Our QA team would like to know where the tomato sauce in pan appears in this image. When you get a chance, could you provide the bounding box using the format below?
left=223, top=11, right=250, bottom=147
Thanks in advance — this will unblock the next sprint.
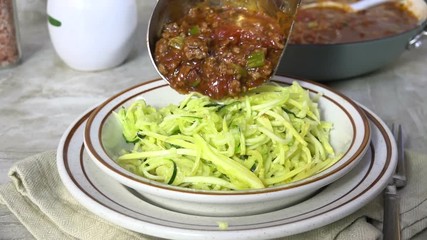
left=290, top=1, right=419, bottom=44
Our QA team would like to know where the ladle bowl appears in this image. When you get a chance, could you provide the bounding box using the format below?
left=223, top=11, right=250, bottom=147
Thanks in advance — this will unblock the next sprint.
left=146, top=0, right=301, bottom=86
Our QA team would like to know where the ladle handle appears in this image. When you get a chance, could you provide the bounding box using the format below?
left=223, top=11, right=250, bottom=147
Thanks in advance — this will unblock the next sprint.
left=408, top=26, right=427, bottom=49
left=350, top=0, right=392, bottom=11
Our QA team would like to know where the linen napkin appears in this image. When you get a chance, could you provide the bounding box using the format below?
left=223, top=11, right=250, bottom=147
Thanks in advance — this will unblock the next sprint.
left=0, top=150, right=426, bottom=240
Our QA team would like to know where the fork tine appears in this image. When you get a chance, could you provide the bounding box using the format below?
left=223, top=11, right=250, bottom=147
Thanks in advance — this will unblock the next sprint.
left=391, top=123, right=395, bottom=138
left=394, top=124, right=407, bottom=188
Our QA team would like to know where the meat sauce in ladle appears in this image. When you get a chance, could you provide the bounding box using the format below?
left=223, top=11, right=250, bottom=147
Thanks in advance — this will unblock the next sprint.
left=147, top=0, right=300, bottom=100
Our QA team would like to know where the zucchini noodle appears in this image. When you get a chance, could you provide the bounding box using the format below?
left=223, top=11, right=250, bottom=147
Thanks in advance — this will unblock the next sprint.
left=115, top=81, right=341, bottom=190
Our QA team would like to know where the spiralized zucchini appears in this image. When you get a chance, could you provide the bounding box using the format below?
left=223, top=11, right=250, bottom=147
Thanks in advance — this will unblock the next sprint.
left=115, top=81, right=340, bottom=190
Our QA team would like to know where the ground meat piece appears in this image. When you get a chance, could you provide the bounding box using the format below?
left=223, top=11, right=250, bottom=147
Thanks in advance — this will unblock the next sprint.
left=183, top=36, right=208, bottom=60
left=161, top=22, right=180, bottom=39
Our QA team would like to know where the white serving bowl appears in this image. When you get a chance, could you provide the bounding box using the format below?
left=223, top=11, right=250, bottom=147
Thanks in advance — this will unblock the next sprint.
left=84, top=76, right=370, bottom=217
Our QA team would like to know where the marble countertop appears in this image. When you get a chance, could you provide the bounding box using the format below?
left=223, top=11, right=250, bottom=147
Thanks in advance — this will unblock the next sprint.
left=1, top=1, right=426, bottom=239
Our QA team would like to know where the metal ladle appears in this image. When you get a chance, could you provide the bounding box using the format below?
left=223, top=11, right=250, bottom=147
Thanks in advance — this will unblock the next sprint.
left=146, top=0, right=301, bottom=86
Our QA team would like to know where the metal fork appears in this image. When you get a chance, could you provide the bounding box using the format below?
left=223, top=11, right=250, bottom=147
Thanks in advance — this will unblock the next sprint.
left=383, top=124, right=407, bottom=240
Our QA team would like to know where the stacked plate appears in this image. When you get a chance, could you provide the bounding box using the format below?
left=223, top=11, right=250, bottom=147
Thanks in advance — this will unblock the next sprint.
left=56, top=76, right=397, bottom=240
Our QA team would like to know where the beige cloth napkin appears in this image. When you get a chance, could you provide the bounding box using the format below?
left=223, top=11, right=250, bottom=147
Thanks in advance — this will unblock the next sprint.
left=0, top=150, right=426, bottom=240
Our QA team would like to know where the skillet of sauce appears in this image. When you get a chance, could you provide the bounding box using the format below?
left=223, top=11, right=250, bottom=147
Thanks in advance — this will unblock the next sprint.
left=290, top=1, right=419, bottom=44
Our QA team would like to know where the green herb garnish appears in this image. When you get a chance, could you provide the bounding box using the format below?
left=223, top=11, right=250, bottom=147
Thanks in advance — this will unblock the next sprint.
left=48, top=15, right=62, bottom=27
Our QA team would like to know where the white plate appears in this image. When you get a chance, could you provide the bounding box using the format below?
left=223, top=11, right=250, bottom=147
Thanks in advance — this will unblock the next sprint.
left=57, top=103, right=397, bottom=240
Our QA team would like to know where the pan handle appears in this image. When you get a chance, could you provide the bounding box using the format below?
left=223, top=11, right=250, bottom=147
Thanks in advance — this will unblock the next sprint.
left=407, top=25, right=427, bottom=49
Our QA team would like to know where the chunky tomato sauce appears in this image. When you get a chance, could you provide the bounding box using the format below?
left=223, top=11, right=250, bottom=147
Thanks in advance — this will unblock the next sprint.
left=155, top=6, right=290, bottom=99
left=290, top=1, right=419, bottom=44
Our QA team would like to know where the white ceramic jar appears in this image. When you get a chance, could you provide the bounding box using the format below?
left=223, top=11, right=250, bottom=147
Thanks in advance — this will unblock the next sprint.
left=47, top=0, right=138, bottom=71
